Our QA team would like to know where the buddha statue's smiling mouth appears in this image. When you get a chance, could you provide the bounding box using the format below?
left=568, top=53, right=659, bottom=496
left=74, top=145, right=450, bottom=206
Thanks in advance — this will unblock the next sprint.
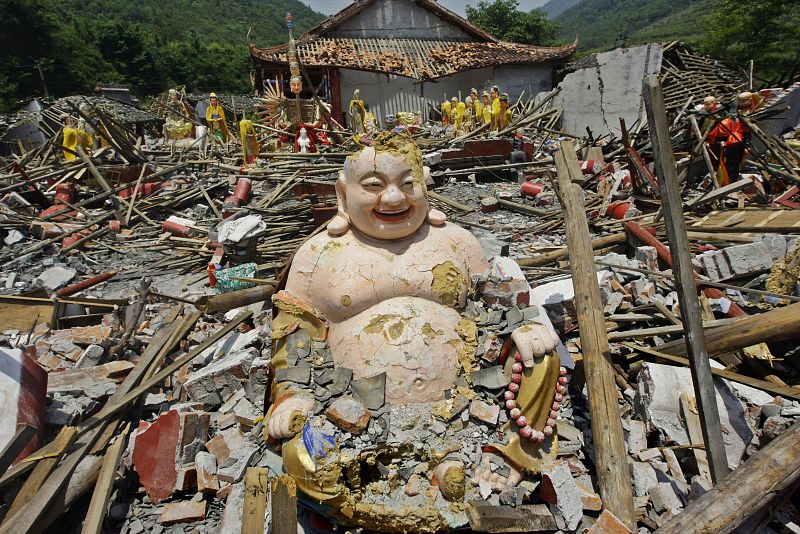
left=374, top=208, right=411, bottom=222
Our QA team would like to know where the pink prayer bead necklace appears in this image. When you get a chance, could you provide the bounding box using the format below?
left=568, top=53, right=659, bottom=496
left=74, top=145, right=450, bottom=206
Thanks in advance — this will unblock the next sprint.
left=504, top=352, right=568, bottom=442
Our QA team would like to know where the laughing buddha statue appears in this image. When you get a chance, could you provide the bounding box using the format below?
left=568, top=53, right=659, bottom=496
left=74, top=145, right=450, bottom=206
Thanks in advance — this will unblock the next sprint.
left=264, top=133, right=566, bottom=531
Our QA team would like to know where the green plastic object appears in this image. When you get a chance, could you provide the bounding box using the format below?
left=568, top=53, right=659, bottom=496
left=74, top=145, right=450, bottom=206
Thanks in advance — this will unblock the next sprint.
left=214, top=262, right=257, bottom=293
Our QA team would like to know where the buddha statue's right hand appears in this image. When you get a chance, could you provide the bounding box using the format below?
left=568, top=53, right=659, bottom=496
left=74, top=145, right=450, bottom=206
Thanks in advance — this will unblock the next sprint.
left=267, top=395, right=315, bottom=440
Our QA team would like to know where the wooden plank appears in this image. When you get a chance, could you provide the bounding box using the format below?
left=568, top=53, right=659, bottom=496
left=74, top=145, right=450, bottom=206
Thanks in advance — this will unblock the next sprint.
left=623, top=342, right=800, bottom=401
left=466, top=502, right=557, bottom=532
left=518, top=232, right=627, bottom=268
left=271, top=476, right=297, bottom=534
left=0, top=426, right=36, bottom=478
left=643, top=74, right=729, bottom=484
left=2, top=426, right=78, bottom=526
left=686, top=177, right=753, bottom=208
left=0, top=300, right=53, bottom=332
left=242, top=468, right=270, bottom=534
left=658, top=417, right=800, bottom=533
left=554, top=140, right=635, bottom=529
left=679, top=394, right=713, bottom=481
left=659, top=301, right=800, bottom=357
left=81, top=423, right=130, bottom=534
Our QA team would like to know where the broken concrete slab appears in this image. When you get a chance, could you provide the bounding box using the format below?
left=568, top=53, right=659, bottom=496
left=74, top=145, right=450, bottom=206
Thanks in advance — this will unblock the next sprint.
left=35, top=266, right=76, bottom=291
left=47, top=360, right=134, bottom=396
left=351, top=372, right=386, bottom=411
left=630, top=460, right=659, bottom=498
left=539, top=460, right=582, bottom=531
left=184, top=348, right=256, bottom=408
left=722, top=242, right=773, bottom=276
left=469, top=398, right=500, bottom=426
left=633, top=362, right=753, bottom=469
left=545, top=43, right=663, bottom=138
left=649, top=481, right=683, bottom=513
left=217, top=442, right=258, bottom=484
left=624, top=419, right=647, bottom=454
left=205, top=427, right=246, bottom=466
left=472, top=366, right=509, bottom=390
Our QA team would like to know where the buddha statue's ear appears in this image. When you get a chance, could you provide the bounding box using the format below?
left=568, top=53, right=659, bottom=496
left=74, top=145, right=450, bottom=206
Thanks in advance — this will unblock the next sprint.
left=428, top=208, right=446, bottom=226
left=328, top=171, right=351, bottom=236
left=421, top=165, right=445, bottom=226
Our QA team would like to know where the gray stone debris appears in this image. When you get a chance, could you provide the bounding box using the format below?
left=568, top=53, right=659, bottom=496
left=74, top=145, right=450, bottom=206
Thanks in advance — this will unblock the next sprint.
left=541, top=461, right=583, bottom=531
left=35, top=266, right=76, bottom=291
left=351, top=372, right=386, bottom=410
left=472, top=366, right=509, bottom=390
left=634, top=362, right=753, bottom=469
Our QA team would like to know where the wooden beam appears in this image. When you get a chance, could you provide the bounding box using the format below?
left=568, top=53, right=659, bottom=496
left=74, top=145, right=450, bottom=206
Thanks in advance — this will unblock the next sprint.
left=270, top=476, right=297, bottom=534
left=657, top=414, right=800, bottom=533
left=2, top=426, right=78, bottom=527
left=0, top=426, right=36, bottom=478
left=466, top=502, right=557, bottom=532
left=643, top=74, right=729, bottom=484
left=686, top=177, right=754, bottom=209
left=554, top=140, right=635, bottom=529
left=81, top=424, right=130, bottom=534
left=659, top=301, right=800, bottom=358
left=518, top=232, right=627, bottom=267
left=242, top=468, right=269, bottom=534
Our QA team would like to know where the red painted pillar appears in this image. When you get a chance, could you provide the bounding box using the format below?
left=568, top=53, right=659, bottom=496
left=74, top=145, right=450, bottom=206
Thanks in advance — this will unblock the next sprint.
left=329, top=68, right=343, bottom=125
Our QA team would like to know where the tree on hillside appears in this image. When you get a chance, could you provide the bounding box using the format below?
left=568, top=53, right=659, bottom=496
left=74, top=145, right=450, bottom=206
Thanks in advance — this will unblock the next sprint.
left=466, top=0, right=561, bottom=45
left=702, top=0, right=800, bottom=83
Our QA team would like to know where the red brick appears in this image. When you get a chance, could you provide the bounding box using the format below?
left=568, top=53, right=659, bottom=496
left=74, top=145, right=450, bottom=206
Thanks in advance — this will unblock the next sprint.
left=583, top=509, right=633, bottom=534
left=160, top=501, right=206, bottom=525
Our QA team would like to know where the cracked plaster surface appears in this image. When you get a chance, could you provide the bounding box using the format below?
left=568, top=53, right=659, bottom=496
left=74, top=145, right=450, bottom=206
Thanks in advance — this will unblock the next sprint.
left=284, top=221, right=488, bottom=404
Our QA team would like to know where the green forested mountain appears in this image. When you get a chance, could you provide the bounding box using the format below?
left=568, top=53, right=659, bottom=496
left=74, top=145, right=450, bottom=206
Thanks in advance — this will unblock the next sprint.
left=540, top=0, right=582, bottom=19
left=0, top=0, right=325, bottom=111
left=553, top=0, right=712, bottom=51
left=546, top=0, right=797, bottom=82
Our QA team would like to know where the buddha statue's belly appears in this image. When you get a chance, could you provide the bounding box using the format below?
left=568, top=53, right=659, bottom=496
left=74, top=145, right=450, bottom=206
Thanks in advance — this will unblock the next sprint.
left=327, top=297, right=466, bottom=404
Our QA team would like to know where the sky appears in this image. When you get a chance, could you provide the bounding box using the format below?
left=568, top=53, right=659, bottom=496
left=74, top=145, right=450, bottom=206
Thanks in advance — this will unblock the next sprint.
left=301, top=0, right=549, bottom=17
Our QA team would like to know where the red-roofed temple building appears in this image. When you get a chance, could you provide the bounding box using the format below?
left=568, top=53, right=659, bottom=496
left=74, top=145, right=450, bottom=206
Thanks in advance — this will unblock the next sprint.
left=249, top=0, right=576, bottom=127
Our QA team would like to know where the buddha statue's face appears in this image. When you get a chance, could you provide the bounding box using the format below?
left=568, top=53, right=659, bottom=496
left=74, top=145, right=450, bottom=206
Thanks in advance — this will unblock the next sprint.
left=338, top=146, right=428, bottom=240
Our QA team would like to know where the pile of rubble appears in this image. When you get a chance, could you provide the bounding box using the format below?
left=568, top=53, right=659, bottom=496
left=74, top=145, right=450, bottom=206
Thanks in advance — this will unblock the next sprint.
left=0, top=44, right=799, bottom=534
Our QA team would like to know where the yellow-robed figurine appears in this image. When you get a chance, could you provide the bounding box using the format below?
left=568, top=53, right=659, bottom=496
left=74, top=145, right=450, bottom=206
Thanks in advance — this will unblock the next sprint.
left=470, top=88, right=482, bottom=123
left=453, top=97, right=466, bottom=131
left=490, top=85, right=501, bottom=131
left=239, top=119, right=259, bottom=165
left=348, top=89, right=366, bottom=135
left=441, top=98, right=452, bottom=126
left=481, top=91, right=492, bottom=127
left=61, top=115, right=79, bottom=161
left=500, top=93, right=512, bottom=130
left=206, top=93, right=230, bottom=142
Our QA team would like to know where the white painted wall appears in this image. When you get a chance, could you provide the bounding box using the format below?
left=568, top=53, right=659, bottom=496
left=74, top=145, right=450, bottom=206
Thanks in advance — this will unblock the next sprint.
left=545, top=43, right=663, bottom=138
left=330, top=0, right=473, bottom=40
left=0, top=348, right=23, bottom=451
left=340, top=65, right=553, bottom=128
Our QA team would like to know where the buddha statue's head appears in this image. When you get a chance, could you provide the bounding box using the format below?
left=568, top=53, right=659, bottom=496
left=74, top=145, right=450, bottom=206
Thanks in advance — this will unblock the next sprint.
left=333, top=133, right=431, bottom=240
